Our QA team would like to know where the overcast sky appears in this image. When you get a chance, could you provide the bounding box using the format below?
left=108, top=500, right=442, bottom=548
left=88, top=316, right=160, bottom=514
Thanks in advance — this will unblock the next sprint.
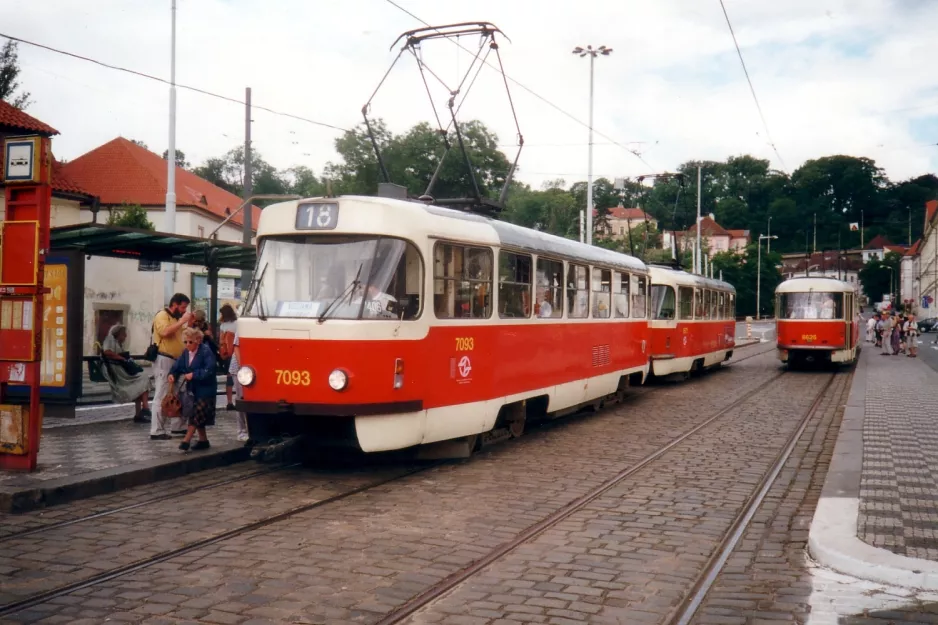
left=5, top=0, right=937, bottom=189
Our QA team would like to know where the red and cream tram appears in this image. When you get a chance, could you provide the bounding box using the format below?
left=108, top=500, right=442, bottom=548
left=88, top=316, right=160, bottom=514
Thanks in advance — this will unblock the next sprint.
left=775, top=277, right=860, bottom=367
left=235, top=195, right=652, bottom=455
left=647, top=265, right=736, bottom=378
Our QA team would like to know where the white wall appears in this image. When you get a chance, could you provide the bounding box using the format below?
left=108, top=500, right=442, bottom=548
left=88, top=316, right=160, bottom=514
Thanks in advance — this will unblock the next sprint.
left=77, top=205, right=252, bottom=355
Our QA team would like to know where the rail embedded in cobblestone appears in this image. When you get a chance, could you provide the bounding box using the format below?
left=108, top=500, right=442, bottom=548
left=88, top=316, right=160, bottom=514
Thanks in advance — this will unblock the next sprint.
left=666, top=372, right=838, bottom=625
left=0, top=464, right=435, bottom=618
left=0, top=463, right=300, bottom=543
left=371, top=370, right=790, bottom=625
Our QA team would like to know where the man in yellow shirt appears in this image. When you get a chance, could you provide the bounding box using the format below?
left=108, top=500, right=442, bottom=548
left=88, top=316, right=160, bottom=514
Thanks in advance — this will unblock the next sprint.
left=150, top=293, right=192, bottom=439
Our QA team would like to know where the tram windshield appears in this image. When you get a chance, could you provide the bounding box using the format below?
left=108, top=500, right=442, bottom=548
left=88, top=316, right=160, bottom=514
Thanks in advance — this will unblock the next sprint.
left=650, top=285, right=676, bottom=320
left=243, top=235, right=423, bottom=321
left=779, top=292, right=843, bottom=320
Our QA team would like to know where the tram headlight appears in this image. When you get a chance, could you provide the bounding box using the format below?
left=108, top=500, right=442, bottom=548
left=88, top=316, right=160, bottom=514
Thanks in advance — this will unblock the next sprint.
left=236, top=366, right=256, bottom=387
left=328, top=369, right=349, bottom=391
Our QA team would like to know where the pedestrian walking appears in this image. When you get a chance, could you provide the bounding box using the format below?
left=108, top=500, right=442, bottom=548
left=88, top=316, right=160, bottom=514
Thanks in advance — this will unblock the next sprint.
left=168, top=327, right=216, bottom=451
left=906, top=314, right=919, bottom=357
left=150, top=293, right=192, bottom=439
left=891, top=314, right=902, bottom=355
left=866, top=315, right=876, bottom=343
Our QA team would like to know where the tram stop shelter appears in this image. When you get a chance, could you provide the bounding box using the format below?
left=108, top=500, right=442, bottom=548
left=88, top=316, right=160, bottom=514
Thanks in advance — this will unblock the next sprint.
left=4, top=222, right=255, bottom=415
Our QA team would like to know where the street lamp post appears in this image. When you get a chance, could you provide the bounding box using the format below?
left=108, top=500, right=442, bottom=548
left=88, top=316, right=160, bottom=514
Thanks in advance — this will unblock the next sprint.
left=767, top=216, right=772, bottom=254
left=572, top=44, right=612, bottom=246
left=757, top=234, right=778, bottom=321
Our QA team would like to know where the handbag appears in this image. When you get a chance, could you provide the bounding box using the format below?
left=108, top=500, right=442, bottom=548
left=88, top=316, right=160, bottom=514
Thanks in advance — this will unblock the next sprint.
left=121, top=359, right=145, bottom=376
left=161, top=388, right=182, bottom=419
left=179, top=380, right=196, bottom=420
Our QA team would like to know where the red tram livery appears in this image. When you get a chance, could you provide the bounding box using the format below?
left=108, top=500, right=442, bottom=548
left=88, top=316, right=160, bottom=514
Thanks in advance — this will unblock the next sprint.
left=235, top=195, right=653, bottom=455
left=647, top=266, right=736, bottom=378
left=775, top=277, right=860, bottom=367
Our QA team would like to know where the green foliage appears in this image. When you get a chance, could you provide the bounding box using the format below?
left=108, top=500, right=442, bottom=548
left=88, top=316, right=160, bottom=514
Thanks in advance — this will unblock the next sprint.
left=106, top=204, right=154, bottom=230
left=711, top=245, right=783, bottom=318
left=323, top=120, right=512, bottom=199
left=162, top=149, right=190, bottom=169
left=859, top=251, right=902, bottom=304
left=0, top=40, right=30, bottom=109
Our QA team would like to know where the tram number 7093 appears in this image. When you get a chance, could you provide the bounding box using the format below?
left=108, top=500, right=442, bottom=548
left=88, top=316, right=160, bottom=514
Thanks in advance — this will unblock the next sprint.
left=276, top=370, right=311, bottom=386
left=455, top=337, right=475, bottom=352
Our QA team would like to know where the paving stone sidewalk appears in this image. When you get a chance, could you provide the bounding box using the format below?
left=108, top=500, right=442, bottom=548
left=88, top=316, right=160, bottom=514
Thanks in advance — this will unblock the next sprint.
left=858, top=343, right=938, bottom=561
left=0, top=397, right=247, bottom=512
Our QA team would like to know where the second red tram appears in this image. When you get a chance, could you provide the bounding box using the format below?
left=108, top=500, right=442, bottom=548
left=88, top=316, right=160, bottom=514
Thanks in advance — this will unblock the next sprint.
left=647, top=265, right=737, bottom=378
left=775, top=277, right=860, bottom=367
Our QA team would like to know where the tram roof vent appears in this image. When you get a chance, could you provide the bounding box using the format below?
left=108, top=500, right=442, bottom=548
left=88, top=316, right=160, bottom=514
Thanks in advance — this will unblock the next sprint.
left=378, top=182, right=408, bottom=200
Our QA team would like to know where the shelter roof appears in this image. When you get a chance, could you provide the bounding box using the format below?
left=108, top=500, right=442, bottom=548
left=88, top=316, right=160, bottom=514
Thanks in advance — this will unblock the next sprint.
left=50, top=223, right=255, bottom=270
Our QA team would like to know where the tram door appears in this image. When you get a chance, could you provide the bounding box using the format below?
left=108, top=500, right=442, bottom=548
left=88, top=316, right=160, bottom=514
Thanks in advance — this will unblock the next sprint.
left=844, top=292, right=853, bottom=349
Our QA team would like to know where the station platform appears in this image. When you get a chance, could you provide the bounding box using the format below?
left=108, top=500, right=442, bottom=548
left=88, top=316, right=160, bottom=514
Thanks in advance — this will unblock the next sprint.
left=810, top=338, right=938, bottom=589
left=0, top=397, right=247, bottom=513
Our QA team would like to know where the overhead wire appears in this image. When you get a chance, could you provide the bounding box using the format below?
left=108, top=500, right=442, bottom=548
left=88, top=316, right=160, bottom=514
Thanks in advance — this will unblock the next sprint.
left=381, top=0, right=657, bottom=174
left=716, top=0, right=788, bottom=173
left=0, top=32, right=350, bottom=133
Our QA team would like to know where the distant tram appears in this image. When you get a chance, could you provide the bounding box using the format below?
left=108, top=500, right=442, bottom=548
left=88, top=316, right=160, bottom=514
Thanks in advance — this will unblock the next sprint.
left=235, top=194, right=652, bottom=456
left=647, top=265, right=736, bottom=378
left=775, top=277, right=860, bottom=367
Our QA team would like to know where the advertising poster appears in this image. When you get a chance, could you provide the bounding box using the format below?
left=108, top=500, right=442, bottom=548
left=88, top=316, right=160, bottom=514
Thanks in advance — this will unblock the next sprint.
left=40, top=264, right=67, bottom=387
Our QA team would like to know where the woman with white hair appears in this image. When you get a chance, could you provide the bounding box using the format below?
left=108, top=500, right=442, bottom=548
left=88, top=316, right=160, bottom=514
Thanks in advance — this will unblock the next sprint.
left=101, top=324, right=152, bottom=422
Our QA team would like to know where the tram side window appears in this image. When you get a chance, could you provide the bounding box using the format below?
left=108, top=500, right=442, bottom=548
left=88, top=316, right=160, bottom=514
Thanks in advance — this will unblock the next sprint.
left=567, top=264, right=589, bottom=318
left=718, top=292, right=725, bottom=320
left=592, top=268, right=612, bottom=318
left=694, top=289, right=705, bottom=319
left=613, top=271, right=630, bottom=318
left=709, top=290, right=719, bottom=319
left=535, top=258, right=564, bottom=318
left=632, top=275, right=648, bottom=319
left=651, top=285, right=676, bottom=320
left=729, top=293, right=736, bottom=319
left=499, top=252, right=532, bottom=318
left=433, top=243, right=493, bottom=319
left=678, top=286, right=694, bottom=320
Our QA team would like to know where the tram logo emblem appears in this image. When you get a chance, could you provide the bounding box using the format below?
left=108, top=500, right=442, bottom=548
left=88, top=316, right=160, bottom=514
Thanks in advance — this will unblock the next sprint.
left=458, top=355, right=472, bottom=378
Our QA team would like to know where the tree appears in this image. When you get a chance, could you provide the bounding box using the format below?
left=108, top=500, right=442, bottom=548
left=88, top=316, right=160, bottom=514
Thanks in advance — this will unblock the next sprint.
left=130, top=139, right=149, bottom=150
left=285, top=166, right=325, bottom=198
left=162, top=149, right=190, bottom=170
left=192, top=146, right=290, bottom=200
left=0, top=40, right=31, bottom=109
left=324, top=119, right=512, bottom=200
left=859, top=251, right=902, bottom=304
left=711, top=245, right=782, bottom=317
left=106, top=204, right=154, bottom=230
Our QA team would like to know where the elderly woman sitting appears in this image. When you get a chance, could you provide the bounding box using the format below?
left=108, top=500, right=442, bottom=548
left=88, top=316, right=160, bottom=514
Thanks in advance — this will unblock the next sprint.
left=101, top=324, right=151, bottom=422
left=168, top=327, right=217, bottom=451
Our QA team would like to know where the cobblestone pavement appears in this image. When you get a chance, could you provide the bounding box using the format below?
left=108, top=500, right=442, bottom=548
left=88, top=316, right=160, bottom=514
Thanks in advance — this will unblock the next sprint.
left=0, top=347, right=797, bottom=624
left=857, top=344, right=938, bottom=561
left=0, top=397, right=240, bottom=488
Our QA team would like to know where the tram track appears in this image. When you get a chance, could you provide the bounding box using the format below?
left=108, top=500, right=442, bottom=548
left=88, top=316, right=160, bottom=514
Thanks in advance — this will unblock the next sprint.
left=0, top=464, right=437, bottom=618
left=0, top=345, right=784, bottom=619
left=0, top=462, right=301, bottom=543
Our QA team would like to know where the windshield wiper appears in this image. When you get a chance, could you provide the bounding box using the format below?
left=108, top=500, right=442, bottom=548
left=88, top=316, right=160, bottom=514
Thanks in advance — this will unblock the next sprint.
left=245, top=262, right=270, bottom=321
left=318, top=264, right=362, bottom=323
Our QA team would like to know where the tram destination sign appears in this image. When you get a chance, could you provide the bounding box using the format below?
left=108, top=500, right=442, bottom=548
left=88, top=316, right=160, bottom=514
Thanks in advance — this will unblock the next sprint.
left=296, top=202, right=339, bottom=231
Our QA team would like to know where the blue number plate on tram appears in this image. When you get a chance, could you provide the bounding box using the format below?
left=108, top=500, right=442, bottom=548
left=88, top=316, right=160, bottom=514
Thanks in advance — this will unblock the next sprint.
left=295, top=202, right=339, bottom=230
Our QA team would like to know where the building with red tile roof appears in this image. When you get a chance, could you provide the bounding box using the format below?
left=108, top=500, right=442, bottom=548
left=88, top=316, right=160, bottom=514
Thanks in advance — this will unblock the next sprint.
left=592, top=206, right=658, bottom=240
left=61, top=137, right=260, bottom=230
left=665, top=215, right=751, bottom=257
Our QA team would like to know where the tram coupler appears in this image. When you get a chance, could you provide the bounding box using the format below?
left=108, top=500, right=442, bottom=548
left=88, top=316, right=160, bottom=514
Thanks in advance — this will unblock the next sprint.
left=249, top=434, right=307, bottom=464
